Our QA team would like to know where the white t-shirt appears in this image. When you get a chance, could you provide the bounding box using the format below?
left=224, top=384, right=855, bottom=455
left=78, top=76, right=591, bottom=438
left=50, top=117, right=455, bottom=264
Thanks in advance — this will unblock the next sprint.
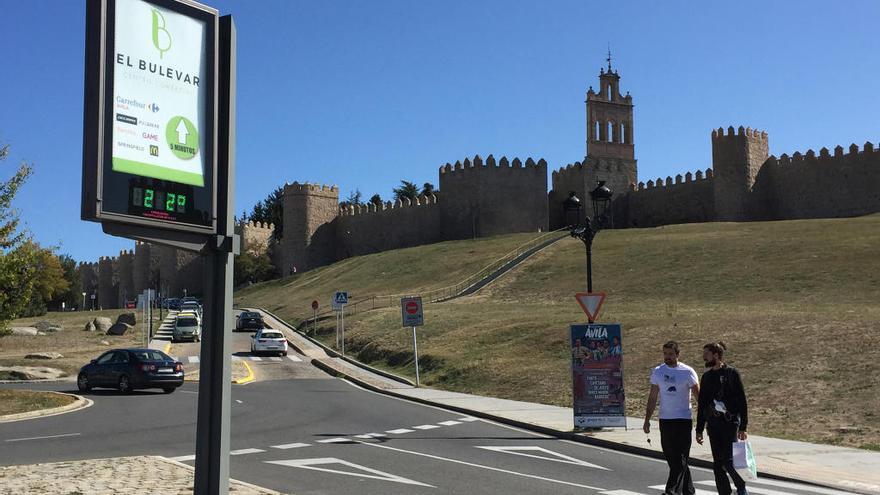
left=650, top=363, right=699, bottom=420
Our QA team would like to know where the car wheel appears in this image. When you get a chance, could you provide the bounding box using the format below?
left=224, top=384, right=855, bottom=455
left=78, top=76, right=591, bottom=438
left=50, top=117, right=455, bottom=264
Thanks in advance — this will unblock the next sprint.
left=163, top=387, right=176, bottom=394
left=118, top=375, right=132, bottom=394
left=77, top=373, right=91, bottom=392
left=282, top=351, right=288, bottom=357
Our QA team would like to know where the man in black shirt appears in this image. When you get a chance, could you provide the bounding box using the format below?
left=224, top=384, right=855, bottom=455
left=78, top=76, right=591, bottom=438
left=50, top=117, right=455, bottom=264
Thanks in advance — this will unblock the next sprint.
left=695, top=342, right=749, bottom=495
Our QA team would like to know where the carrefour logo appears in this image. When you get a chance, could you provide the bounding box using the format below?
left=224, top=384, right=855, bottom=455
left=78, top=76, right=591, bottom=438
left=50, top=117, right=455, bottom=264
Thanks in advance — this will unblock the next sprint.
left=151, top=8, right=172, bottom=59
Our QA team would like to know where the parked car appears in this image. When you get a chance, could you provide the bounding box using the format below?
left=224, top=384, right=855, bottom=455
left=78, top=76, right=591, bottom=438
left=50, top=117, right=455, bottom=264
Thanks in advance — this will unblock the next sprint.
left=251, top=328, right=288, bottom=356
left=236, top=311, right=264, bottom=331
left=162, top=298, right=181, bottom=310
left=77, top=349, right=184, bottom=394
left=180, top=301, right=202, bottom=318
left=173, top=312, right=201, bottom=342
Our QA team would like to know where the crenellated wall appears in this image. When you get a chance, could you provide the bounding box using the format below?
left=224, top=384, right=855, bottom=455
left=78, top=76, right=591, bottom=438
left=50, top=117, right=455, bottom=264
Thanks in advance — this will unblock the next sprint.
left=116, top=250, right=135, bottom=307
left=336, top=194, right=443, bottom=258
left=615, top=169, right=716, bottom=228
left=239, top=220, right=275, bottom=255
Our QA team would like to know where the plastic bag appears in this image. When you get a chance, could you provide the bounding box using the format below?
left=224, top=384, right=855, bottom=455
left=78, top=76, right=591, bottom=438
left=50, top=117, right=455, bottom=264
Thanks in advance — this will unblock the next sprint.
left=732, top=440, right=758, bottom=479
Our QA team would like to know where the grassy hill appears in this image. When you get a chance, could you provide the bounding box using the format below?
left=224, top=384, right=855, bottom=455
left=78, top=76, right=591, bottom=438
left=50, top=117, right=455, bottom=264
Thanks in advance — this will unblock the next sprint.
left=237, top=215, right=880, bottom=449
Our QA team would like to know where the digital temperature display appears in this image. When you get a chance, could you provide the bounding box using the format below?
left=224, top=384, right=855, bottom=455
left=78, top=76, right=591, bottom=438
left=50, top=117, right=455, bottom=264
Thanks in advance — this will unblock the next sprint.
left=127, top=179, right=199, bottom=223
left=132, top=187, right=188, bottom=213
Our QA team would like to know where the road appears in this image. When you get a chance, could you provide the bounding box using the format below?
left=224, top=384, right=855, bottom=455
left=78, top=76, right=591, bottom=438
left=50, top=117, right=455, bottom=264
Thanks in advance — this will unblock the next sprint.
left=0, top=316, right=857, bottom=495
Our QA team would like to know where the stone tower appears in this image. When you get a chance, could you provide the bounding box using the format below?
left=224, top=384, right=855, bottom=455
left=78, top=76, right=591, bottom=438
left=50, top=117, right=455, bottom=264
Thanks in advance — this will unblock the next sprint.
left=281, top=182, right=339, bottom=274
left=711, top=126, right=769, bottom=221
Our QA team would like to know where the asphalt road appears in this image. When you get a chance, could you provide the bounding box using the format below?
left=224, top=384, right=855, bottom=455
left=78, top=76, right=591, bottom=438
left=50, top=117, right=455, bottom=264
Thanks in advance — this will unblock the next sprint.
left=0, top=317, right=857, bottom=495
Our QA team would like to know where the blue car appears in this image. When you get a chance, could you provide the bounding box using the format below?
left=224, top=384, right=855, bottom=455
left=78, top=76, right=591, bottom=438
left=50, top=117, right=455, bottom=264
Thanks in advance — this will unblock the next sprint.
left=77, top=348, right=184, bottom=394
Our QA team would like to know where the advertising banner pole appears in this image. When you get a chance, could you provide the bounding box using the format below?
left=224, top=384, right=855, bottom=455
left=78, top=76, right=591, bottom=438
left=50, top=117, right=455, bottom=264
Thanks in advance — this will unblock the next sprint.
left=194, top=15, right=235, bottom=495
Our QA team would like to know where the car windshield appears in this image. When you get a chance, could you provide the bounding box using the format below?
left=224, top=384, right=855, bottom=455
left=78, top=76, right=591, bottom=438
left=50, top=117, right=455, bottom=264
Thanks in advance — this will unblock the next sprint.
left=131, top=350, right=171, bottom=362
left=177, top=318, right=198, bottom=326
left=243, top=312, right=260, bottom=318
left=261, top=332, right=283, bottom=339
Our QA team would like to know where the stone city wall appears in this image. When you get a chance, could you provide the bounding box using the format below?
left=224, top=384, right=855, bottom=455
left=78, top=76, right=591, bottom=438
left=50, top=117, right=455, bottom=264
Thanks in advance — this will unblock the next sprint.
left=335, top=194, right=443, bottom=259
left=615, top=169, right=715, bottom=228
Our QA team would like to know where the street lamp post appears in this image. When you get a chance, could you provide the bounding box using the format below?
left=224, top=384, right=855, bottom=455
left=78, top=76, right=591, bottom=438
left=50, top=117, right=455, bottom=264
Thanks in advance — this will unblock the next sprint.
left=569, top=182, right=614, bottom=293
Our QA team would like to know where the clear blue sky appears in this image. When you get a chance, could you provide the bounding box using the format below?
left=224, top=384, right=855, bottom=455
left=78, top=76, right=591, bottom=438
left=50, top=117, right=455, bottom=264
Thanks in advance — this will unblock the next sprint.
left=2, top=0, right=878, bottom=263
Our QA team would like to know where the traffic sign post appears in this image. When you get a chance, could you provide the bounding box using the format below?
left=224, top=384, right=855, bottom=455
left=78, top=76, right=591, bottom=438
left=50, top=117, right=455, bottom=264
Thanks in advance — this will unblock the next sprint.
left=333, top=292, right=348, bottom=355
left=400, top=296, right=424, bottom=387
left=82, top=1, right=237, bottom=493
left=311, top=300, right=319, bottom=335
left=575, top=292, right=606, bottom=324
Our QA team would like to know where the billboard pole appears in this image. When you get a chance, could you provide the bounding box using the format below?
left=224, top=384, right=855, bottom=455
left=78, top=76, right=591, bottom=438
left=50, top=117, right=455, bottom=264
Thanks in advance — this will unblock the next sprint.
left=194, top=14, right=236, bottom=495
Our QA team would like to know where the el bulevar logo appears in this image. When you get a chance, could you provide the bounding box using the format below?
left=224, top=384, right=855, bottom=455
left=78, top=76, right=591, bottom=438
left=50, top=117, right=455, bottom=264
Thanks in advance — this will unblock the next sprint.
left=151, top=9, right=172, bottom=59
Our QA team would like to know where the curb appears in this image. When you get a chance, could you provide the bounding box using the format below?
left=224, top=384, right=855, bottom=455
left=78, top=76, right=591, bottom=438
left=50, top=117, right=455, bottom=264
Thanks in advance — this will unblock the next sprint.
left=157, top=456, right=284, bottom=494
left=233, top=360, right=255, bottom=385
left=315, top=356, right=853, bottom=494
left=0, top=391, right=93, bottom=423
left=254, top=307, right=415, bottom=387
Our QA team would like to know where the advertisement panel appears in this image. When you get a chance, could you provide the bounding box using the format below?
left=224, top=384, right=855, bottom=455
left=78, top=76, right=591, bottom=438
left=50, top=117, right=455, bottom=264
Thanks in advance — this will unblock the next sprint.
left=570, top=323, right=626, bottom=428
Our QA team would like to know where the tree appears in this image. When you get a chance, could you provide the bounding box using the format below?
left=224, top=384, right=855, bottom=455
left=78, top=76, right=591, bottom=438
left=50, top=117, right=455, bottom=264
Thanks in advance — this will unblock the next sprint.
left=369, top=194, right=383, bottom=207
left=233, top=250, right=276, bottom=287
left=392, top=180, right=419, bottom=203
left=0, top=143, right=36, bottom=331
left=19, top=243, right=70, bottom=317
left=346, top=189, right=362, bottom=207
left=48, top=254, right=80, bottom=311
left=248, top=186, right=283, bottom=240
left=421, top=182, right=435, bottom=197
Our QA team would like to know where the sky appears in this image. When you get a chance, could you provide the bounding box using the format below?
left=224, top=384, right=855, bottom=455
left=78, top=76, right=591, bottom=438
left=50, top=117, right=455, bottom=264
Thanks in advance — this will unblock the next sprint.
left=1, top=0, right=879, bottom=263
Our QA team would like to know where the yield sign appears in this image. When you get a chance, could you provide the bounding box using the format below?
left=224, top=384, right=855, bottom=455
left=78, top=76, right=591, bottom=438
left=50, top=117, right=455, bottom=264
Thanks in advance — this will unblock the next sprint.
left=575, top=292, right=606, bottom=322
left=265, top=458, right=433, bottom=487
left=475, top=446, right=608, bottom=470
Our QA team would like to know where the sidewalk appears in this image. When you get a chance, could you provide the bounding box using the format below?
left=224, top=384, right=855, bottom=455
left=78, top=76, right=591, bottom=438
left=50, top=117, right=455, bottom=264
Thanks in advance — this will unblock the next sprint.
left=259, top=308, right=880, bottom=495
left=0, top=455, right=282, bottom=494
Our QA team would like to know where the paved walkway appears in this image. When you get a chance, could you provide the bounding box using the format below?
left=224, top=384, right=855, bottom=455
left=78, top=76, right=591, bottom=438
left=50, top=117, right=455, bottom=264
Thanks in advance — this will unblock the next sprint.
left=0, top=455, right=282, bottom=494
left=259, top=309, right=880, bottom=495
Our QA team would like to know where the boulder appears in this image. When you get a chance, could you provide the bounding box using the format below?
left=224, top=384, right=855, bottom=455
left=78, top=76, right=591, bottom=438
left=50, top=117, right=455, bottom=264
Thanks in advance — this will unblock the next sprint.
left=106, top=322, right=132, bottom=336
left=100, top=340, right=110, bottom=346
left=25, top=352, right=64, bottom=360
left=116, top=312, right=137, bottom=326
left=0, top=366, right=67, bottom=381
left=93, top=317, right=113, bottom=333
left=83, top=321, right=97, bottom=332
left=10, top=327, right=39, bottom=336
left=34, top=321, right=62, bottom=333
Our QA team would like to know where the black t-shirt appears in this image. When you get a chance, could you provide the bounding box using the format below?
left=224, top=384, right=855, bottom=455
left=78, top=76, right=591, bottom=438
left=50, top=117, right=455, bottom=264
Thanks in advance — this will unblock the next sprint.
left=696, top=365, right=748, bottom=433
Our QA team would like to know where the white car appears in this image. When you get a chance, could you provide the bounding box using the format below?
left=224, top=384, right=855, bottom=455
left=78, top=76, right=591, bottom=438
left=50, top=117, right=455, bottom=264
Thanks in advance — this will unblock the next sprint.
left=173, top=312, right=201, bottom=342
left=251, top=329, right=288, bottom=356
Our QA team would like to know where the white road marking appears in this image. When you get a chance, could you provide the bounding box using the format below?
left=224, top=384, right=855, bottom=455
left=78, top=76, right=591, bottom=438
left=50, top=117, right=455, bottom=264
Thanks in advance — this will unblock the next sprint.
left=438, top=420, right=462, bottom=426
left=652, top=485, right=715, bottom=495
left=354, top=433, right=388, bottom=439
left=271, top=442, right=310, bottom=450
left=360, top=441, right=605, bottom=490
left=458, top=416, right=480, bottom=422
left=179, top=390, right=199, bottom=394
left=230, top=448, right=265, bottom=456
left=232, top=356, right=242, bottom=361
left=235, top=400, right=243, bottom=404
left=601, top=491, right=648, bottom=495
left=746, top=478, right=861, bottom=495
left=5, top=432, right=81, bottom=442
left=188, top=356, right=199, bottom=364
left=269, top=357, right=282, bottom=361
left=249, top=356, right=262, bottom=361
left=412, top=424, right=440, bottom=430
left=287, top=355, right=302, bottom=362
left=316, top=438, right=351, bottom=443
left=386, top=428, right=415, bottom=434
left=265, top=457, right=433, bottom=487
left=168, top=454, right=195, bottom=462
left=476, top=445, right=609, bottom=470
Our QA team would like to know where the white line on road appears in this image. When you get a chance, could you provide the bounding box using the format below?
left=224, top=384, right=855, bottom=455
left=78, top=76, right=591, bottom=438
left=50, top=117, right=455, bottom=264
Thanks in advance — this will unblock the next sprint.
left=5, top=432, right=81, bottom=443
left=168, top=454, right=195, bottom=462
left=316, top=438, right=352, bottom=443
left=744, top=478, right=861, bottom=495
left=438, top=420, right=462, bottom=426
left=601, top=490, right=648, bottom=495
left=180, top=390, right=199, bottom=394
left=188, top=356, right=199, bottom=363
left=359, top=440, right=605, bottom=491
left=354, top=433, right=388, bottom=439
left=271, top=442, right=310, bottom=450
left=230, top=448, right=265, bottom=455
left=287, top=355, right=302, bottom=362
left=386, top=428, right=415, bottom=434
left=458, top=417, right=480, bottom=422
left=652, top=486, right=715, bottom=495
left=269, top=357, right=282, bottom=361
left=232, top=356, right=242, bottom=361
left=412, top=424, right=440, bottom=430
left=249, top=356, right=262, bottom=361
left=235, top=400, right=243, bottom=404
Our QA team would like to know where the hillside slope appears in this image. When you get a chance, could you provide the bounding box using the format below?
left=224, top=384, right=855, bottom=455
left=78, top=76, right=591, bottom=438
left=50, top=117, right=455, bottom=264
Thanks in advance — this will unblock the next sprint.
left=239, top=215, right=880, bottom=449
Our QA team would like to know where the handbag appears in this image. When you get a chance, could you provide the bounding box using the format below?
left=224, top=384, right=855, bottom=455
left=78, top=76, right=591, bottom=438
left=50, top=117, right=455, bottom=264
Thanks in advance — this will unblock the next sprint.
left=732, top=440, right=758, bottom=479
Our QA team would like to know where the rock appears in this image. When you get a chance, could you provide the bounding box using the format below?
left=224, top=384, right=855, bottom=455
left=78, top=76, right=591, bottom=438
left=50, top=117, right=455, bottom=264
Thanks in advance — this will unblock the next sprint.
left=116, top=312, right=137, bottom=326
left=0, top=366, right=67, bottom=381
left=100, top=340, right=110, bottom=346
left=93, top=317, right=113, bottom=333
left=106, top=322, right=132, bottom=336
left=34, top=321, right=62, bottom=333
left=25, top=352, right=64, bottom=360
left=10, top=327, right=39, bottom=336
left=83, top=321, right=97, bottom=332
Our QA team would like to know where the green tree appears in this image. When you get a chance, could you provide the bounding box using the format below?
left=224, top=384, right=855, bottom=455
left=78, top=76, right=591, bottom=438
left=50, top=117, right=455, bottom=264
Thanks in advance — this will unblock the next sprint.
left=48, top=254, right=81, bottom=311
left=248, top=186, right=283, bottom=240
left=19, top=243, right=70, bottom=317
left=369, top=193, right=383, bottom=207
left=346, top=189, right=362, bottom=207
left=233, top=250, right=276, bottom=287
left=393, top=180, right=419, bottom=203
left=0, top=143, right=36, bottom=332
left=421, top=182, right=435, bottom=197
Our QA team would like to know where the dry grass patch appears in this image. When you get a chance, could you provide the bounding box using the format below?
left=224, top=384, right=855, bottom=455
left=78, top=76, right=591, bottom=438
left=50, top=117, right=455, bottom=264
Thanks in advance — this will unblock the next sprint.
left=0, top=389, right=76, bottom=416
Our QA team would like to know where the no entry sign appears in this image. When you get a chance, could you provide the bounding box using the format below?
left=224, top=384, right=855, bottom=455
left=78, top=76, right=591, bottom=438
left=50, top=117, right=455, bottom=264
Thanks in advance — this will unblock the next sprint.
left=311, top=300, right=319, bottom=311
left=400, top=296, right=424, bottom=327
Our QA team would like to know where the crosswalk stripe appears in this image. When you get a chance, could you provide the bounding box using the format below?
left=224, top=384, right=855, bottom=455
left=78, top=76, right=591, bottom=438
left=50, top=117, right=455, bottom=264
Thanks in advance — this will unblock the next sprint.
left=386, top=428, right=415, bottom=434
left=230, top=448, right=265, bottom=456
left=438, top=420, right=462, bottom=426
left=651, top=485, right=714, bottom=495
left=287, top=355, right=302, bottom=362
left=747, top=478, right=859, bottom=495
left=270, top=443, right=310, bottom=450
left=458, top=417, right=480, bottom=422
left=188, top=356, right=199, bottom=364
left=317, top=438, right=351, bottom=443
left=269, top=357, right=282, bottom=361
left=354, top=433, right=388, bottom=439
left=601, top=490, right=649, bottom=495
left=250, top=356, right=262, bottom=361
left=413, top=424, right=440, bottom=430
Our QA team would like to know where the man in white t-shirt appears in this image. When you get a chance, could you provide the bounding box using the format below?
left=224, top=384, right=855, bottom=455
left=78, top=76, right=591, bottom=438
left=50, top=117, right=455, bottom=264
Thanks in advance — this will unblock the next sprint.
left=644, top=341, right=700, bottom=495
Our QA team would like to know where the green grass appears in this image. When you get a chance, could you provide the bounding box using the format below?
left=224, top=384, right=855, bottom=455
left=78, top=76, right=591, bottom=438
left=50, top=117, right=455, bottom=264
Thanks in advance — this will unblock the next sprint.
left=239, top=215, right=880, bottom=449
left=0, top=389, right=75, bottom=416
